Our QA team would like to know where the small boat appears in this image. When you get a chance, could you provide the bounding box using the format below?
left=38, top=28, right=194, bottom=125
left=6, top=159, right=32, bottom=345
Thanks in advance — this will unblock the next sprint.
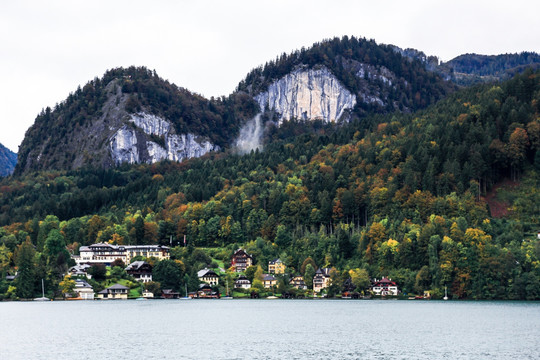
left=33, top=279, right=50, bottom=301
left=266, top=296, right=279, bottom=299
left=443, top=286, right=449, bottom=301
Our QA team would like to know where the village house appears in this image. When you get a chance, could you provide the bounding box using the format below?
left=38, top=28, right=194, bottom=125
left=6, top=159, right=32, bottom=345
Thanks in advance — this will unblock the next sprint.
left=197, top=283, right=219, bottom=298
left=234, top=275, right=251, bottom=289
left=263, top=274, right=278, bottom=288
left=231, top=248, right=253, bottom=272
left=289, top=275, right=307, bottom=290
left=73, top=279, right=94, bottom=300
left=162, top=289, right=180, bottom=299
left=268, top=259, right=286, bottom=274
left=125, top=261, right=153, bottom=283
left=97, top=283, right=129, bottom=300
left=313, top=268, right=332, bottom=293
left=371, top=277, right=399, bottom=296
left=74, top=243, right=170, bottom=266
left=68, top=264, right=92, bottom=279
left=197, top=268, right=220, bottom=286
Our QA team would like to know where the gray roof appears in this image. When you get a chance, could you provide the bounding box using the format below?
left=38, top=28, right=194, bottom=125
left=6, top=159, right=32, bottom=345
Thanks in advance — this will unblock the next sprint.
left=263, top=274, right=276, bottom=281
left=125, top=261, right=149, bottom=271
left=197, top=268, right=219, bottom=278
left=75, top=279, right=93, bottom=289
left=69, top=264, right=92, bottom=273
left=107, top=283, right=129, bottom=290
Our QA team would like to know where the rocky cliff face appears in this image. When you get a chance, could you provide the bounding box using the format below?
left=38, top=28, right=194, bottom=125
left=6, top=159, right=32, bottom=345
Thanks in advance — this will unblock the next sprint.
left=253, top=61, right=420, bottom=123
left=109, top=112, right=218, bottom=165
left=254, top=66, right=356, bottom=123
left=16, top=76, right=219, bottom=174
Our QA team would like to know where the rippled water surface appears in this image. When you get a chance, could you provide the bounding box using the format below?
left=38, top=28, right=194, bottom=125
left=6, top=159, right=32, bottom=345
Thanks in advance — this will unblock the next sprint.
left=1, top=299, right=539, bottom=359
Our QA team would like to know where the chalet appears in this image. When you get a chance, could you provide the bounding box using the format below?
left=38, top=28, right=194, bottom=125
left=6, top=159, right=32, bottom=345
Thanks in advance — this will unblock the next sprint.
left=313, top=268, right=332, bottom=293
left=289, top=275, right=307, bottom=290
left=371, top=277, right=399, bottom=296
left=197, top=283, right=219, bottom=298
left=263, top=274, right=278, bottom=288
left=231, top=248, right=253, bottom=272
left=97, top=283, right=129, bottom=300
left=162, top=289, right=180, bottom=299
left=197, top=268, right=220, bottom=286
left=234, top=275, right=251, bottom=289
left=74, top=243, right=170, bottom=266
left=268, top=259, right=286, bottom=274
left=68, top=264, right=92, bottom=279
left=73, top=279, right=94, bottom=300
left=125, top=261, right=153, bottom=283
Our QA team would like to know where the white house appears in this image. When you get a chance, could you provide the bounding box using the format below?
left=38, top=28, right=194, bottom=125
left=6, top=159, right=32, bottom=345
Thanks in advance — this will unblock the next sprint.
left=125, top=261, right=153, bottom=283
left=197, top=268, right=220, bottom=286
left=371, top=277, right=399, bottom=296
left=73, top=279, right=95, bottom=300
left=234, top=275, right=251, bottom=289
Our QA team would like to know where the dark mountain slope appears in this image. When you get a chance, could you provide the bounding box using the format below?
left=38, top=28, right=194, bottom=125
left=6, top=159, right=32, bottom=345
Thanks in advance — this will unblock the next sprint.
left=15, top=67, right=258, bottom=175
left=0, top=143, right=17, bottom=177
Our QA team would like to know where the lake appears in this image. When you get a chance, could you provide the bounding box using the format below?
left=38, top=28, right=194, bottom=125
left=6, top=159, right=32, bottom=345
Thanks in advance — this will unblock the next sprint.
left=1, top=299, right=539, bottom=359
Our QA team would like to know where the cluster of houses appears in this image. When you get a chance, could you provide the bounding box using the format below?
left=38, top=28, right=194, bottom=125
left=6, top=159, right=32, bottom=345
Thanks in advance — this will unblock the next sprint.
left=66, top=245, right=399, bottom=300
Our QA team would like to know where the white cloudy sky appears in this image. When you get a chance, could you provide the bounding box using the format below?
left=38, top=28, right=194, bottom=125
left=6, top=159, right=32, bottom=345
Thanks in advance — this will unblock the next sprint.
left=1, top=0, right=539, bottom=152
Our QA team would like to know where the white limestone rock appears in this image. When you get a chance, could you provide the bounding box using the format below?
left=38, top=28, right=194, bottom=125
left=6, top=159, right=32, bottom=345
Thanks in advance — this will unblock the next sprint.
left=129, top=112, right=170, bottom=136
left=109, top=126, right=140, bottom=164
left=109, top=112, right=218, bottom=165
left=254, top=67, right=356, bottom=123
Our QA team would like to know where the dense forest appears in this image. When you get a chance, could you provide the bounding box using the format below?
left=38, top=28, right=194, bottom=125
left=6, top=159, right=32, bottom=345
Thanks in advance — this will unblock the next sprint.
left=1, top=69, right=539, bottom=300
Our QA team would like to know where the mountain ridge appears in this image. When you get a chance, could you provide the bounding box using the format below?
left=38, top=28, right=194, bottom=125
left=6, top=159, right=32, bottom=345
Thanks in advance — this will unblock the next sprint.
left=13, top=36, right=540, bottom=175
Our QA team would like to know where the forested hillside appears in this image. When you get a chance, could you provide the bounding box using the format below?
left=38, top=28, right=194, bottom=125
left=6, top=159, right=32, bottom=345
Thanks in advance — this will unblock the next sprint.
left=1, top=70, right=539, bottom=301
left=0, top=143, right=16, bottom=177
left=15, top=67, right=258, bottom=175
left=440, top=52, right=540, bottom=86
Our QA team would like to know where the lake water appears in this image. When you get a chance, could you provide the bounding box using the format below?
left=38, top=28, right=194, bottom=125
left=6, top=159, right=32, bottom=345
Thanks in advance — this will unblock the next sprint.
left=1, top=299, right=539, bottom=359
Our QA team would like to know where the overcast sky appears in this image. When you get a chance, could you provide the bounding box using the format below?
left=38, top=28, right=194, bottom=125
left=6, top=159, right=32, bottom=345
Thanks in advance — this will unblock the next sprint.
left=1, top=0, right=539, bottom=152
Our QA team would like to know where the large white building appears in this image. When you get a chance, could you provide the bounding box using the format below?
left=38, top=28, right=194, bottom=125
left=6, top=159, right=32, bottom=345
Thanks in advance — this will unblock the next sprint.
left=73, top=243, right=169, bottom=265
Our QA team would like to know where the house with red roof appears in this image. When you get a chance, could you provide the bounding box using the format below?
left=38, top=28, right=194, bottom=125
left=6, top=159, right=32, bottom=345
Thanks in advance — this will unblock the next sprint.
left=371, top=277, right=399, bottom=296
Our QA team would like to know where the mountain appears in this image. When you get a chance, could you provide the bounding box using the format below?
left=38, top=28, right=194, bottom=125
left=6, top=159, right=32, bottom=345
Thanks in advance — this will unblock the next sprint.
left=239, top=36, right=455, bottom=123
left=16, top=36, right=457, bottom=175
left=15, top=67, right=258, bottom=175
left=0, top=143, right=17, bottom=177
left=438, top=52, right=540, bottom=86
